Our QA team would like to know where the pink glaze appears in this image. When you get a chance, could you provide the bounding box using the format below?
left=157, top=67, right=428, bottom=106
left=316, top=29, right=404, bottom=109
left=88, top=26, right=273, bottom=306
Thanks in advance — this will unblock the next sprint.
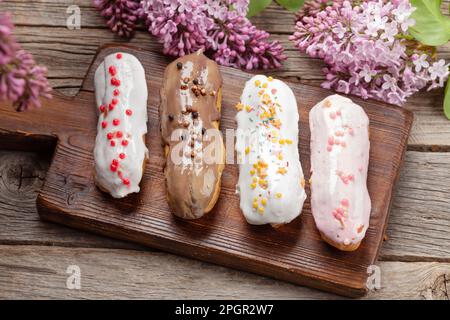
left=309, top=95, right=371, bottom=248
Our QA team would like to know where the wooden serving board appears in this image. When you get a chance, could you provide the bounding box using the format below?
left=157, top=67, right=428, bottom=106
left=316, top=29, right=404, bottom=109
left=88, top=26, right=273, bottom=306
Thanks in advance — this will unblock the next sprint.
left=0, top=45, right=413, bottom=297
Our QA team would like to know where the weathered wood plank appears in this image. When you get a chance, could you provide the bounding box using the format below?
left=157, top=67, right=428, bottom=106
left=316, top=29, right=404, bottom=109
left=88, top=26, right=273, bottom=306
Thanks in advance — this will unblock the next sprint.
left=383, top=151, right=450, bottom=262
left=0, top=151, right=144, bottom=250
left=0, top=245, right=448, bottom=299
left=1, top=150, right=450, bottom=262
left=4, top=2, right=450, bottom=147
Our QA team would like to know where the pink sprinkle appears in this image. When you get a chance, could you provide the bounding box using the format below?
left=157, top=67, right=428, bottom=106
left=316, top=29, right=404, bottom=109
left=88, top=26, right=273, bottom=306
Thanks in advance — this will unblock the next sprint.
left=327, top=145, right=332, bottom=152
left=271, top=89, right=277, bottom=95
left=113, top=89, right=120, bottom=96
left=126, top=109, right=133, bottom=116
left=111, top=98, right=118, bottom=105
left=119, top=153, right=126, bottom=160
left=110, top=140, right=116, bottom=147
left=116, top=53, right=122, bottom=59
left=123, top=178, right=130, bottom=185
left=329, top=112, right=336, bottom=120
left=337, top=207, right=344, bottom=215
left=349, top=128, right=355, bottom=136
left=113, top=119, right=120, bottom=126
left=342, top=177, right=349, bottom=184
left=336, top=110, right=341, bottom=116
left=328, top=136, right=334, bottom=145
left=101, top=121, right=107, bottom=129
left=112, top=159, right=119, bottom=166
left=341, top=199, right=349, bottom=207
left=348, top=174, right=354, bottom=181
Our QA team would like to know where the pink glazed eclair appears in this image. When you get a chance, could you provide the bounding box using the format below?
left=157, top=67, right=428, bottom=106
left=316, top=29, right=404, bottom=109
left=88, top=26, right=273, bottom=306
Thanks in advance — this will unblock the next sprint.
left=309, top=95, right=371, bottom=251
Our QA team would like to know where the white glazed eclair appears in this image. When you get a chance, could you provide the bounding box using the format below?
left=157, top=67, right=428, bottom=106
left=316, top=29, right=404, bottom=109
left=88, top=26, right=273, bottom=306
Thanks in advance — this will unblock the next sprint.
left=309, top=94, right=371, bottom=251
left=235, top=75, right=307, bottom=226
left=94, top=52, right=148, bottom=198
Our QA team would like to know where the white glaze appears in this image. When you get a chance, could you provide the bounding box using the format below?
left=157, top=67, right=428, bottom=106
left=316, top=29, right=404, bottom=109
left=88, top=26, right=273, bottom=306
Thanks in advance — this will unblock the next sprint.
left=235, top=75, right=307, bottom=225
left=309, top=94, right=371, bottom=246
left=94, top=52, right=148, bottom=198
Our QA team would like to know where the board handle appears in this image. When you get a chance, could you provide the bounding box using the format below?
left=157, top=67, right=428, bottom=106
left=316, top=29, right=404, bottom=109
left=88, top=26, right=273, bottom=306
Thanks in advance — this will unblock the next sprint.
left=0, top=91, right=95, bottom=152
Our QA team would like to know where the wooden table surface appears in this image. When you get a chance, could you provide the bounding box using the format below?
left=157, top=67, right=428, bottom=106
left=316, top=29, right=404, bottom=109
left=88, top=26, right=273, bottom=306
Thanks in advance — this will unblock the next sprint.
left=1, top=0, right=449, bottom=300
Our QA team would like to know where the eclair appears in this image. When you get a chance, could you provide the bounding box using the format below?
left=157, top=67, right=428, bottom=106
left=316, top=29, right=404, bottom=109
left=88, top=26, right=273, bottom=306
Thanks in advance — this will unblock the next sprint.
left=309, top=95, right=371, bottom=251
left=160, top=50, right=225, bottom=219
left=93, top=52, right=148, bottom=198
left=235, top=75, right=307, bottom=226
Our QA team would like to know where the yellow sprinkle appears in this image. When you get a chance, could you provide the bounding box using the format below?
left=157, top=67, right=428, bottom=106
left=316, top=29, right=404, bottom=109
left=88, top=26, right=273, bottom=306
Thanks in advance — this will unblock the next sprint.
left=250, top=169, right=255, bottom=176
left=258, top=179, right=268, bottom=189
left=278, top=154, right=283, bottom=160
left=277, top=167, right=287, bottom=175
left=251, top=183, right=257, bottom=189
left=324, top=99, right=332, bottom=108
left=285, top=139, right=293, bottom=145
left=245, top=105, right=252, bottom=112
left=252, top=177, right=257, bottom=183
left=235, top=102, right=243, bottom=111
left=253, top=201, right=259, bottom=209
left=279, top=139, right=285, bottom=145
left=258, top=89, right=265, bottom=96
left=259, top=172, right=268, bottom=179
left=258, top=207, right=265, bottom=214
left=253, top=163, right=258, bottom=169
left=255, top=80, right=261, bottom=87
left=262, top=82, right=268, bottom=89
left=261, top=198, right=267, bottom=206
left=276, top=193, right=283, bottom=199
left=245, top=147, right=250, bottom=155
left=268, top=76, right=273, bottom=82
left=301, top=178, right=305, bottom=188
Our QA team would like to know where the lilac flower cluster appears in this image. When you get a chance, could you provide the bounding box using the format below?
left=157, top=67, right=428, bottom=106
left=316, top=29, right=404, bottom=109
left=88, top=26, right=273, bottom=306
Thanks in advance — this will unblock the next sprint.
left=290, top=0, right=450, bottom=105
left=138, top=0, right=286, bottom=69
left=93, top=0, right=140, bottom=38
left=0, top=11, right=52, bottom=111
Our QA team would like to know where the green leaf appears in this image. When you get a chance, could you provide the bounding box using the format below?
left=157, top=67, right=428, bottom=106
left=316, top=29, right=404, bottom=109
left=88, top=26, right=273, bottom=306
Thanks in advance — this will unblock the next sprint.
left=275, top=0, right=305, bottom=11
left=410, top=0, right=450, bottom=46
left=247, top=0, right=272, bottom=17
left=444, top=80, right=450, bottom=120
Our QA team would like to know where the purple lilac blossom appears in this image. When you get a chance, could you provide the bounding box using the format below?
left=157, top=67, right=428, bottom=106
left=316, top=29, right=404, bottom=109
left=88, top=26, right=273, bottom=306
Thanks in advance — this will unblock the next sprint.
left=138, top=0, right=286, bottom=69
left=0, top=10, right=52, bottom=111
left=290, top=0, right=449, bottom=106
left=93, top=0, right=140, bottom=37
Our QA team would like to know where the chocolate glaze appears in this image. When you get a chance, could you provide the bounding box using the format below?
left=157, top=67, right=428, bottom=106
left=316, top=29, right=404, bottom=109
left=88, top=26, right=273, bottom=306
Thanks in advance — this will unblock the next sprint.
left=160, top=50, right=224, bottom=219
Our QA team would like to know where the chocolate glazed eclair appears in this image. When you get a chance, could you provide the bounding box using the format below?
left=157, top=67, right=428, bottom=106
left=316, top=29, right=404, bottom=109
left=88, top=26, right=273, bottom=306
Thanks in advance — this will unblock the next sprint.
left=160, top=50, right=225, bottom=219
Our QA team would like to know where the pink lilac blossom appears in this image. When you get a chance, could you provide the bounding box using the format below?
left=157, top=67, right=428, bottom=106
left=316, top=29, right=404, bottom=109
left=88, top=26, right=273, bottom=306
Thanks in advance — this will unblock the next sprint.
left=138, top=0, right=286, bottom=69
left=0, top=11, right=52, bottom=111
left=93, top=0, right=140, bottom=37
left=289, top=0, right=450, bottom=106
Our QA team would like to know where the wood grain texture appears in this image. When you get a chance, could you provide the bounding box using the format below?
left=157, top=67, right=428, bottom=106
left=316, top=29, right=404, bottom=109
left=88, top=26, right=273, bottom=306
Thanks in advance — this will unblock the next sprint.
left=0, top=0, right=449, bottom=300
left=1, top=151, right=450, bottom=263
left=0, top=245, right=449, bottom=300
left=2, top=0, right=450, bottom=147
left=0, top=45, right=413, bottom=297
